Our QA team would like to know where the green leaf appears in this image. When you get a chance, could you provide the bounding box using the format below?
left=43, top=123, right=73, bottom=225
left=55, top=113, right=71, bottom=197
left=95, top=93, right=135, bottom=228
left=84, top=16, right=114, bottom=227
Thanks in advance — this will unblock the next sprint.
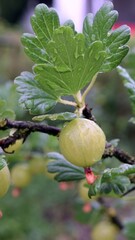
left=22, top=4, right=106, bottom=99
left=117, top=66, right=135, bottom=116
left=14, top=71, right=57, bottom=114
left=104, top=164, right=135, bottom=176
left=89, top=166, right=131, bottom=197
left=17, top=2, right=130, bottom=114
left=83, top=2, right=130, bottom=72
left=32, top=112, right=77, bottom=121
left=46, top=152, right=85, bottom=181
left=0, top=99, right=15, bottom=120
left=0, top=110, right=15, bottom=120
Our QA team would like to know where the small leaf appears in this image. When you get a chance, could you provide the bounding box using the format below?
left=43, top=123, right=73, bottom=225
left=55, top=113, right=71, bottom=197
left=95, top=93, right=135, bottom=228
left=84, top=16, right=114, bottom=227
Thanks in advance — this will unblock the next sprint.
left=107, top=164, right=135, bottom=176
left=88, top=167, right=131, bottom=197
left=15, top=71, right=57, bottom=114
left=46, top=152, right=85, bottom=181
left=117, top=66, right=135, bottom=116
left=109, top=138, right=120, bottom=147
left=32, top=112, right=77, bottom=121
left=0, top=99, right=15, bottom=120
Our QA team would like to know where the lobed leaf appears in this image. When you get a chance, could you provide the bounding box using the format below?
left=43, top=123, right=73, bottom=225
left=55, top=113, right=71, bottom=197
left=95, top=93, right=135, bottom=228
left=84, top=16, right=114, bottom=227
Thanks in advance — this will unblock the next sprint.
left=88, top=165, right=133, bottom=197
left=46, top=152, right=85, bottom=181
left=89, top=175, right=130, bottom=198
left=117, top=66, right=135, bottom=116
left=14, top=71, right=57, bottom=114
left=103, top=164, right=135, bottom=176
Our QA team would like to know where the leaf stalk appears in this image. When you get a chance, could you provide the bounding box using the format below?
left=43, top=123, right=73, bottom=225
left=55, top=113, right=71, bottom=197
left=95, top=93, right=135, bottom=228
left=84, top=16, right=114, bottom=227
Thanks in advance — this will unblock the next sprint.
left=82, top=74, right=97, bottom=102
left=58, top=98, right=77, bottom=107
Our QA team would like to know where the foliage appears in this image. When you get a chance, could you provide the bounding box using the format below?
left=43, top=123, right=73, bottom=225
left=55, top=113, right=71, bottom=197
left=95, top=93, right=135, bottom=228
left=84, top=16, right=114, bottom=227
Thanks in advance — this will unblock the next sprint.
left=47, top=153, right=134, bottom=197
left=15, top=2, right=130, bottom=115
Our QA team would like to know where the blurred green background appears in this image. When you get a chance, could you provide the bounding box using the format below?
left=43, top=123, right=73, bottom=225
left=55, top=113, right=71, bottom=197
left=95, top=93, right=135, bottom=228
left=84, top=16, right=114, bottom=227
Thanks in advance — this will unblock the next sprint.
left=0, top=1, right=135, bottom=240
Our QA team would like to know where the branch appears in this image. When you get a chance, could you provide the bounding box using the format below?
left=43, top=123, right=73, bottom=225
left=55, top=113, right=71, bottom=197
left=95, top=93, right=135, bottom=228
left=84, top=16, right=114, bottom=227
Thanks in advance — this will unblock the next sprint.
left=0, top=118, right=135, bottom=165
left=0, top=119, right=60, bottom=153
left=0, top=119, right=60, bottom=136
left=103, top=143, right=135, bottom=165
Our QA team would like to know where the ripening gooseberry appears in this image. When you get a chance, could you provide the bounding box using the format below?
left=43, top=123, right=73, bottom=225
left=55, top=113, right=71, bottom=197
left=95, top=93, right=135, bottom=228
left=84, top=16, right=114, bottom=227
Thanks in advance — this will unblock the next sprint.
left=0, top=164, right=10, bottom=197
left=91, top=221, right=119, bottom=240
left=59, top=118, right=106, bottom=167
left=11, top=163, right=32, bottom=188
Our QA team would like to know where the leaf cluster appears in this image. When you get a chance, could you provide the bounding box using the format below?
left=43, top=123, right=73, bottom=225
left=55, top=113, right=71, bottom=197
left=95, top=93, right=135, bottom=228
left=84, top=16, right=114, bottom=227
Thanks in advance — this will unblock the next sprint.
left=15, top=2, right=130, bottom=114
left=47, top=152, right=135, bottom=198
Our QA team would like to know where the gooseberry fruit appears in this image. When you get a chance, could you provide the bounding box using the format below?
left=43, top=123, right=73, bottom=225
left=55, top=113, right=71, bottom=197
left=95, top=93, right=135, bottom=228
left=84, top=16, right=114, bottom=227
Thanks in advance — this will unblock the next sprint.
left=91, top=221, right=119, bottom=240
left=0, top=162, right=10, bottom=197
left=11, top=163, right=32, bottom=188
left=59, top=118, right=106, bottom=167
left=29, top=157, right=45, bottom=175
